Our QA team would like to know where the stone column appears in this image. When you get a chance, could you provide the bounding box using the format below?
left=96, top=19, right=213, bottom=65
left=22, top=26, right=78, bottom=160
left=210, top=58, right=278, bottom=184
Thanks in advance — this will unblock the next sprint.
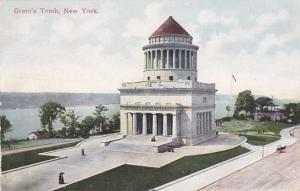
left=152, top=113, right=157, bottom=136
left=207, top=113, right=209, bottom=132
left=187, top=50, right=190, bottom=69
left=172, top=114, right=177, bottom=138
left=167, top=49, right=169, bottom=69
left=209, top=112, right=212, bottom=131
left=199, top=113, right=202, bottom=134
left=163, top=114, right=168, bottom=136
left=124, top=112, right=128, bottom=134
left=211, top=111, right=215, bottom=130
left=190, top=51, right=194, bottom=69
left=197, top=113, right=199, bottom=135
left=144, top=52, right=147, bottom=70
left=203, top=112, right=206, bottom=132
left=173, top=49, right=176, bottom=69
left=195, top=52, right=197, bottom=69
left=179, top=49, right=182, bottom=69
left=156, top=49, right=158, bottom=69
left=159, top=49, right=163, bottom=69
left=207, top=112, right=210, bottom=132
left=132, top=113, right=137, bottom=135
left=202, top=113, right=205, bottom=133
left=146, top=51, right=149, bottom=69
left=146, top=52, right=149, bottom=69
left=162, top=49, right=165, bottom=68
left=142, top=113, right=147, bottom=135
left=185, top=50, right=187, bottom=69
left=206, top=112, right=209, bottom=132
left=152, top=50, right=154, bottom=69
left=149, top=51, right=152, bottom=69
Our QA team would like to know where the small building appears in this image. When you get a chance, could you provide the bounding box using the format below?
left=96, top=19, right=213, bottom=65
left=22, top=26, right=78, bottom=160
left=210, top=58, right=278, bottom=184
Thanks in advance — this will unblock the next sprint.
left=255, top=104, right=285, bottom=121
left=27, top=131, right=49, bottom=140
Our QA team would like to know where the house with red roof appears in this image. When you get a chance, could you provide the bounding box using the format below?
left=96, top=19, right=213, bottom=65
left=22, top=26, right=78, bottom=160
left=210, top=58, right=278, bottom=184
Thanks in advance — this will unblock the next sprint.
left=27, top=131, right=49, bottom=140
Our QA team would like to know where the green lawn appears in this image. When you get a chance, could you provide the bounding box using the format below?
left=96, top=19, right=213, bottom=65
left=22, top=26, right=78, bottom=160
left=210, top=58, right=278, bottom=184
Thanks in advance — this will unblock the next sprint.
left=1, top=138, right=81, bottom=151
left=2, top=141, right=81, bottom=171
left=242, top=134, right=280, bottom=145
left=56, top=146, right=249, bottom=191
left=220, top=120, right=291, bottom=145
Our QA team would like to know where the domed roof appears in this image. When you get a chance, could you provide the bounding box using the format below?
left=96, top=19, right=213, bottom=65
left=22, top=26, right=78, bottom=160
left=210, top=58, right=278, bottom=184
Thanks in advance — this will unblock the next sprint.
left=151, top=16, right=191, bottom=37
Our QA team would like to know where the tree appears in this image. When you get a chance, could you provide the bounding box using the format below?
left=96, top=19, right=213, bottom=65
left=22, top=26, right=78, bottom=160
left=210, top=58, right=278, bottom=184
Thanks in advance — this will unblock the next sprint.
left=59, top=109, right=80, bottom=137
left=80, top=116, right=95, bottom=138
left=39, top=101, right=65, bottom=136
left=256, top=97, right=273, bottom=112
left=107, top=112, right=120, bottom=132
left=0, top=115, right=13, bottom=143
left=234, top=90, right=256, bottom=118
left=94, top=105, right=108, bottom=133
left=111, top=112, right=120, bottom=131
left=225, top=106, right=231, bottom=117
left=284, top=103, right=300, bottom=123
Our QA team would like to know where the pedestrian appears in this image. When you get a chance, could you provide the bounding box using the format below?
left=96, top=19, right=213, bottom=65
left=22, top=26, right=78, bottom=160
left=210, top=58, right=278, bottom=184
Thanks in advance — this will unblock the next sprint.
left=59, top=172, right=65, bottom=184
left=81, top=148, right=85, bottom=156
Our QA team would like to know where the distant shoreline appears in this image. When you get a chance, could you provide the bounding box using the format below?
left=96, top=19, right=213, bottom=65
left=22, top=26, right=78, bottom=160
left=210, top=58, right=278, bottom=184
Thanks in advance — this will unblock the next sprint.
left=0, top=92, right=298, bottom=110
left=0, top=92, right=120, bottom=109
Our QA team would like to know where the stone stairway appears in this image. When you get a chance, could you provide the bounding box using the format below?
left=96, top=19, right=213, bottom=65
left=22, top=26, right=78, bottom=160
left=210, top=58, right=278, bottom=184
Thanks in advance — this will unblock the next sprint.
left=104, top=135, right=180, bottom=153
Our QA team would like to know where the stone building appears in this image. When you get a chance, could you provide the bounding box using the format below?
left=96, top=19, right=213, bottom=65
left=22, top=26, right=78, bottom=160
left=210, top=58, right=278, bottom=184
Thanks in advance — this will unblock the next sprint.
left=119, top=16, right=217, bottom=145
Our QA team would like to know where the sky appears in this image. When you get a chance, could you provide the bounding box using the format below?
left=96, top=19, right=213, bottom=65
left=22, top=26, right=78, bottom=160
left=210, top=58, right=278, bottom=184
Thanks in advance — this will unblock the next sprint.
left=0, top=0, right=299, bottom=100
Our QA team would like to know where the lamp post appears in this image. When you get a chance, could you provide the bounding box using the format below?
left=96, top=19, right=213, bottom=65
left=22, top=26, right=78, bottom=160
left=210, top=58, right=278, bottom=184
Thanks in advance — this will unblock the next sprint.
left=0, top=101, right=2, bottom=136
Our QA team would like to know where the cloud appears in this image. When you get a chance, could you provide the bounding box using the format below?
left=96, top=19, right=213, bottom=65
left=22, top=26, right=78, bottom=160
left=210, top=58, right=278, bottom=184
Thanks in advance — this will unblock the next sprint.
left=256, top=10, right=288, bottom=27
left=195, top=8, right=299, bottom=99
left=197, top=9, right=238, bottom=26
left=123, top=1, right=167, bottom=38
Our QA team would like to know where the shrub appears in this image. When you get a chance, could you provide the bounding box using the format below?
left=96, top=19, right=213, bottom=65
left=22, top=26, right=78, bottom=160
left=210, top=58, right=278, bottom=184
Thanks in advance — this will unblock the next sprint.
left=220, top=117, right=232, bottom=122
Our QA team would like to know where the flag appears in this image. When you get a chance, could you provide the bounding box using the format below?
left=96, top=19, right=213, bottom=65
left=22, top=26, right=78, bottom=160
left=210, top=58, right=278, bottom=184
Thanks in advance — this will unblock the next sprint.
left=232, top=74, right=237, bottom=82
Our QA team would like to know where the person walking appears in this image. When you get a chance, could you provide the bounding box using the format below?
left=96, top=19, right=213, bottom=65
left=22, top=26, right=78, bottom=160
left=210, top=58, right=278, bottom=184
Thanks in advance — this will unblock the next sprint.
left=59, top=172, right=65, bottom=184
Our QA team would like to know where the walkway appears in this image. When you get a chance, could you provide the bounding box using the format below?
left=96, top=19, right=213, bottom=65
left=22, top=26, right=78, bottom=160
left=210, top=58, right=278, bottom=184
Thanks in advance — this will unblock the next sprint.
left=153, top=126, right=299, bottom=191
left=202, top=128, right=300, bottom=191
left=1, top=133, right=244, bottom=191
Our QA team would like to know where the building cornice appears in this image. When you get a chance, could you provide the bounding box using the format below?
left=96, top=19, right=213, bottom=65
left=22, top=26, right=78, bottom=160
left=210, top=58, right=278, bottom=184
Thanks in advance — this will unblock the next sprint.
left=142, top=43, right=199, bottom=51
left=119, top=88, right=217, bottom=95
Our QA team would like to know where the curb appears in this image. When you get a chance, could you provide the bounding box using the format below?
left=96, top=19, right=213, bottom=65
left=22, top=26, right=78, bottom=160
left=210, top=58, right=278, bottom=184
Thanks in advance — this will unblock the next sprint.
left=2, top=156, right=67, bottom=174
left=2, top=133, right=119, bottom=174
left=153, top=150, right=255, bottom=191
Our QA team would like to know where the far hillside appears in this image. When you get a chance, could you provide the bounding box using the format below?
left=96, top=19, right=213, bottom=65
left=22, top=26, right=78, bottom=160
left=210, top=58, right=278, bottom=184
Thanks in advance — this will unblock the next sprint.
left=0, top=92, right=120, bottom=109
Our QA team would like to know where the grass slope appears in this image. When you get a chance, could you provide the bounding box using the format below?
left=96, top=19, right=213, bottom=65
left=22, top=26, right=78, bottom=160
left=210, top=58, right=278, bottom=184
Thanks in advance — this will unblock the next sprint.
left=220, top=120, right=291, bottom=145
left=2, top=141, right=80, bottom=171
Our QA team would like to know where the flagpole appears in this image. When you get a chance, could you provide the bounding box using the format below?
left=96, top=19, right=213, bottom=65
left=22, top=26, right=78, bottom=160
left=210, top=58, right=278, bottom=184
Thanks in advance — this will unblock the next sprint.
left=230, top=74, right=233, bottom=116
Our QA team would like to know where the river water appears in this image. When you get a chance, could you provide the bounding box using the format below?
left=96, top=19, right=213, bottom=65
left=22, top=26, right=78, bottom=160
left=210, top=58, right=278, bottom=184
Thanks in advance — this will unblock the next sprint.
left=0, top=103, right=228, bottom=140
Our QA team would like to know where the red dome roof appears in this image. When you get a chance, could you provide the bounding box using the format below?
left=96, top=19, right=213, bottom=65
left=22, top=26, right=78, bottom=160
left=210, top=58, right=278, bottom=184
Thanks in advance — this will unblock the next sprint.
left=151, top=16, right=191, bottom=37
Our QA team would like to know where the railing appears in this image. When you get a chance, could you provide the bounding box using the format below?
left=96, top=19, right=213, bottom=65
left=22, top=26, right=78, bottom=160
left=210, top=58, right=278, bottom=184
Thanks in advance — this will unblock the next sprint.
left=121, top=80, right=215, bottom=90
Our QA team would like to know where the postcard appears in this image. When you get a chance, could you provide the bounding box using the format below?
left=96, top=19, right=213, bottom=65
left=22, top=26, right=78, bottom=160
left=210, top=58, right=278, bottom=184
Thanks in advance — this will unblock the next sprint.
left=1, top=1, right=299, bottom=191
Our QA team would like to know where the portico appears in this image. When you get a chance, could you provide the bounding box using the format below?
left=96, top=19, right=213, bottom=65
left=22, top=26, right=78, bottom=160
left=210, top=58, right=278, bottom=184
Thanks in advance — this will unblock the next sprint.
left=122, top=106, right=180, bottom=138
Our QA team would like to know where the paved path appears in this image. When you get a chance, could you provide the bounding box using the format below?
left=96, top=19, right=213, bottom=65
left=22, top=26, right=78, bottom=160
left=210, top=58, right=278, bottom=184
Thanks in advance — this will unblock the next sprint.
left=153, top=126, right=299, bottom=191
left=202, top=128, right=300, bottom=191
left=1, top=133, right=243, bottom=191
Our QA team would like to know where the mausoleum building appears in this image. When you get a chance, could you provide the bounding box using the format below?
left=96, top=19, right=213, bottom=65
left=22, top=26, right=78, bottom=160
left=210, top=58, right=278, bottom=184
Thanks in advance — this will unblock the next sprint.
left=119, top=16, right=217, bottom=145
